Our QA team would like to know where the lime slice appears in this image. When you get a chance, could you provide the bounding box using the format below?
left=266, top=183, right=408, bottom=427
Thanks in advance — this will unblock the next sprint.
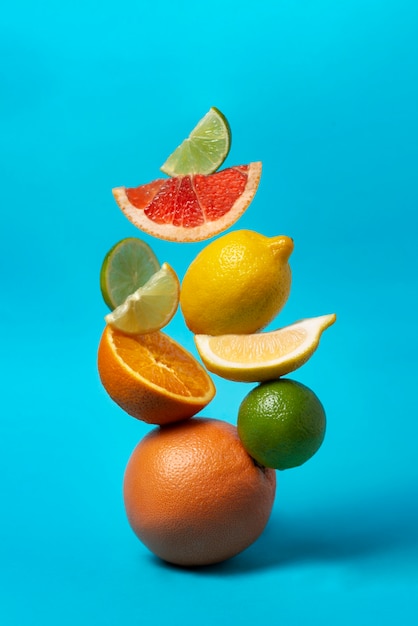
left=160, top=107, right=231, bottom=177
left=104, top=263, right=180, bottom=335
left=100, top=237, right=160, bottom=310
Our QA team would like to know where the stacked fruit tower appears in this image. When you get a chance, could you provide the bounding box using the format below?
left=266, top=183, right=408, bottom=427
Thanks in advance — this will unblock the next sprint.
left=97, top=108, right=336, bottom=567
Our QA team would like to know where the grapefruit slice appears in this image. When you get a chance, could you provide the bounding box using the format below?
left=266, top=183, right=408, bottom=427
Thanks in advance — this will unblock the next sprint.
left=112, top=162, right=262, bottom=243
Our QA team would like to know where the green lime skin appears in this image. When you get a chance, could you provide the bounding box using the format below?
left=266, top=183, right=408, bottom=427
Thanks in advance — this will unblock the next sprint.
left=100, top=237, right=160, bottom=310
left=237, top=379, right=326, bottom=470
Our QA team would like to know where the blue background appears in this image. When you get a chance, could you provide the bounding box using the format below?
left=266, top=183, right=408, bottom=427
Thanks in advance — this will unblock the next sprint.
left=1, top=1, right=418, bottom=624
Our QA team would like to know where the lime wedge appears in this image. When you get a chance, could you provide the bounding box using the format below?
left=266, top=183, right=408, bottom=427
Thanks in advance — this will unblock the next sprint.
left=100, top=237, right=160, bottom=310
left=160, top=107, right=231, bottom=177
left=105, top=263, right=180, bottom=335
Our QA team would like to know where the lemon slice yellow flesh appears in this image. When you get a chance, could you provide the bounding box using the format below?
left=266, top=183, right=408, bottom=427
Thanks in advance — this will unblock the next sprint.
left=194, top=314, right=337, bottom=382
left=105, top=263, right=180, bottom=335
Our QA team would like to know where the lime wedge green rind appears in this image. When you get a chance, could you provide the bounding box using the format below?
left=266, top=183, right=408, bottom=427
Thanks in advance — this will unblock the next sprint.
left=100, top=237, right=160, bottom=310
left=160, top=107, right=232, bottom=177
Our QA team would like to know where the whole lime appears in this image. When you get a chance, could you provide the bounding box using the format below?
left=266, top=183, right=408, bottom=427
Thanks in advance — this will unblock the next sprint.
left=237, top=379, right=326, bottom=470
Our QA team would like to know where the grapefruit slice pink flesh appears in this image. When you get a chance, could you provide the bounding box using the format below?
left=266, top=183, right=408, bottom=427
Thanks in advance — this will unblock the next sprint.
left=112, top=162, right=262, bottom=242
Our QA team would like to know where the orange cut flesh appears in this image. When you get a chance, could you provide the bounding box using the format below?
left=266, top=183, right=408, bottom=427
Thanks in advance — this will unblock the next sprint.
left=97, top=325, right=216, bottom=425
left=112, top=162, right=262, bottom=242
left=111, top=331, right=210, bottom=397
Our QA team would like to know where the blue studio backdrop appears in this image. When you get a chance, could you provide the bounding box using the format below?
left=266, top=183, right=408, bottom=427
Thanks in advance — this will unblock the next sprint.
left=1, top=1, right=417, bottom=625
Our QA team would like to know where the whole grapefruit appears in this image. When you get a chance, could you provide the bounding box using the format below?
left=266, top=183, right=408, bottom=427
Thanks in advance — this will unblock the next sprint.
left=123, top=418, right=276, bottom=567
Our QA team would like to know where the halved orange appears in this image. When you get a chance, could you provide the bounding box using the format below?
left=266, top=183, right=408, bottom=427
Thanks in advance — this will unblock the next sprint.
left=112, top=162, right=262, bottom=242
left=97, top=325, right=216, bottom=425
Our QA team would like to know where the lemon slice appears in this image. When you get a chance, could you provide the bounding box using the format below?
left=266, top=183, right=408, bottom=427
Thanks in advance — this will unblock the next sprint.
left=160, top=107, right=231, bottom=177
left=194, top=314, right=337, bottom=382
left=105, top=263, right=180, bottom=335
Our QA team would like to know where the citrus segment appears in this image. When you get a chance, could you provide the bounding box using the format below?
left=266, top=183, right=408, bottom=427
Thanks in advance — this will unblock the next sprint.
left=112, top=162, right=262, bottom=242
left=194, top=314, right=336, bottom=382
left=100, top=237, right=160, bottom=310
left=97, top=325, right=216, bottom=425
left=160, top=107, right=231, bottom=177
left=104, top=263, right=180, bottom=335
left=123, top=418, right=276, bottom=566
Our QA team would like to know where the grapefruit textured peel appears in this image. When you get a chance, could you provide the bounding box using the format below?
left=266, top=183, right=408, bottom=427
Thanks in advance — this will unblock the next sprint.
left=194, top=314, right=337, bottom=382
left=112, top=162, right=262, bottom=243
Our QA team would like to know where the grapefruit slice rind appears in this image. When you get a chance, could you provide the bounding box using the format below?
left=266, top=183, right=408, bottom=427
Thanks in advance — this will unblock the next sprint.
left=112, top=162, right=262, bottom=243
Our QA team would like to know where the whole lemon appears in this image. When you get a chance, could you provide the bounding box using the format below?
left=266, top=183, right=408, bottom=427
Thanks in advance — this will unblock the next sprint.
left=180, top=230, right=293, bottom=335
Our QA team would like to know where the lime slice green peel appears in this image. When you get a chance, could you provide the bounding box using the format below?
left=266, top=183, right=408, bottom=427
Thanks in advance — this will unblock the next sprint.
left=160, top=107, right=232, bottom=177
left=104, top=263, right=180, bottom=335
left=100, top=237, right=160, bottom=310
